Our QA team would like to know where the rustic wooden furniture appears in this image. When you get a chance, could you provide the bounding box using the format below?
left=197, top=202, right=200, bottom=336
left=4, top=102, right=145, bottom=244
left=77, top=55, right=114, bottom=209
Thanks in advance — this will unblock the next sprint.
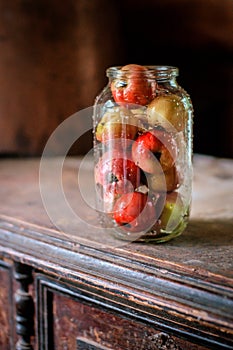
left=0, top=154, right=232, bottom=350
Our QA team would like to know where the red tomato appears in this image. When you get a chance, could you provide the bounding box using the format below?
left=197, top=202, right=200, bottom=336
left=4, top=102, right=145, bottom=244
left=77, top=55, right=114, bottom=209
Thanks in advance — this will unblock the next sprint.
left=111, top=64, right=156, bottom=106
left=132, top=131, right=163, bottom=174
left=113, top=192, right=156, bottom=232
left=95, top=152, right=140, bottom=191
left=132, top=128, right=177, bottom=173
left=101, top=180, right=134, bottom=214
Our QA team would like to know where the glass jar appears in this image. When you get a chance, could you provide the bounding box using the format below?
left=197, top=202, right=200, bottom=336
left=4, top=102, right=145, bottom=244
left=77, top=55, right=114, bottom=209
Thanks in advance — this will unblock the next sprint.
left=93, top=64, right=193, bottom=243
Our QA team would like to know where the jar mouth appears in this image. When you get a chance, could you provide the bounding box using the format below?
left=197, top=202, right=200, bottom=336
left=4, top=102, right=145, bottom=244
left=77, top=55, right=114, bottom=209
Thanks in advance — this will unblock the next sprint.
left=106, top=65, right=179, bottom=80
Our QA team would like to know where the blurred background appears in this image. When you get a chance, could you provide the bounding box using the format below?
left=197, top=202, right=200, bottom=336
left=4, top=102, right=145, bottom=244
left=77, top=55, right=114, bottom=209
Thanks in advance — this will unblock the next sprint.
left=0, top=0, right=232, bottom=158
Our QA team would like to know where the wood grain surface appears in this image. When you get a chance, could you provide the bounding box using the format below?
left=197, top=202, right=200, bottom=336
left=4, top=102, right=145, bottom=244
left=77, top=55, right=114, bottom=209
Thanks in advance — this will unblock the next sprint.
left=0, top=154, right=232, bottom=277
left=0, top=154, right=232, bottom=349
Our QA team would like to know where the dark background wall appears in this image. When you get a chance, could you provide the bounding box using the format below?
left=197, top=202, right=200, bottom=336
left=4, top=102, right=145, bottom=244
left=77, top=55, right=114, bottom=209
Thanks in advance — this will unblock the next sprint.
left=0, top=0, right=232, bottom=157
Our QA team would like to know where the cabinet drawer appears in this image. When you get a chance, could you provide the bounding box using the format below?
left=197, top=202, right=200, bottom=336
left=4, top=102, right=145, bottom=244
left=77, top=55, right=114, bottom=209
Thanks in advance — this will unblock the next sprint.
left=37, top=275, right=210, bottom=350
left=54, top=293, right=210, bottom=350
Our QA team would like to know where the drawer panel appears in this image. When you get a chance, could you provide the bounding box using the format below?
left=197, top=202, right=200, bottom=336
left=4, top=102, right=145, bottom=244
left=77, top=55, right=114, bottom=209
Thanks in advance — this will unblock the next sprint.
left=37, top=276, right=210, bottom=350
left=53, top=293, right=210, bottom=350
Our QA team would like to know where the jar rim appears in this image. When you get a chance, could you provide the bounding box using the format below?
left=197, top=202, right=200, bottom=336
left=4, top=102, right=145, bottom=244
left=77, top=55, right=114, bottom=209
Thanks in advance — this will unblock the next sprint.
left=106, top=65, right=179, bottom=80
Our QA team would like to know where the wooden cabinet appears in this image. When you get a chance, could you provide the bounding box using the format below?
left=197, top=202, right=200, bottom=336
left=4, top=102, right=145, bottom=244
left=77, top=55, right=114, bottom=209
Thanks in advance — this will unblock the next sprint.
left=36, top=273, right=211, bottom=350
left=0, top=155, right=232, bottom=349
left=0, top=260, right=15, bottom=350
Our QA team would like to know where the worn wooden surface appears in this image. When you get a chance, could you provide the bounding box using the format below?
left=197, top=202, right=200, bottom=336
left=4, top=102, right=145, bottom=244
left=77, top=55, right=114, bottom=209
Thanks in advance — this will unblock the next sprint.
left=0, top=154, right=232, bottom=276
left=0, top=154, right=233, bottom=349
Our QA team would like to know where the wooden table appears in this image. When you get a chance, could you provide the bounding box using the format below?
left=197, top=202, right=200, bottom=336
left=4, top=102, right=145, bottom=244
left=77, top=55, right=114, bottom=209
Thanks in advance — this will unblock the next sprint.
left=0, top=154, right=232, bottom=350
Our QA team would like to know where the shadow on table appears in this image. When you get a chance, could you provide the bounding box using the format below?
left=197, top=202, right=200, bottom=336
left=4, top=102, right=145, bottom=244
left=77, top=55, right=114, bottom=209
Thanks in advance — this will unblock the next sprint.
left=126, top=218, right=233, bottom=277
left=174, top=218, right=233, bottom=247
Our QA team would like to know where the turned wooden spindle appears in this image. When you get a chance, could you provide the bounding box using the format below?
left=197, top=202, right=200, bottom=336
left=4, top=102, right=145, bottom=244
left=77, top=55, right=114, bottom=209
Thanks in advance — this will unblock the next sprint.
left=14, top=262, right=34, bottom=350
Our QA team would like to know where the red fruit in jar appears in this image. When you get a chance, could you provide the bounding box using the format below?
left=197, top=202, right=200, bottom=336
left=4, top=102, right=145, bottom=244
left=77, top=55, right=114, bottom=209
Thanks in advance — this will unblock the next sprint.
left=113, top=192, right=156, bottom=232
left=154, top=129, right=177, bottom=171
left=111, top=64, right=156, bottom=106
left=132, top=131, right=163, bottom=174
left=101, top=181, right=134, bottom=214
left=121, top=64, right=147, bottom=72
left=94, top=151, right=140, bottom=191
left=132, top=128, right=177, bottom=174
